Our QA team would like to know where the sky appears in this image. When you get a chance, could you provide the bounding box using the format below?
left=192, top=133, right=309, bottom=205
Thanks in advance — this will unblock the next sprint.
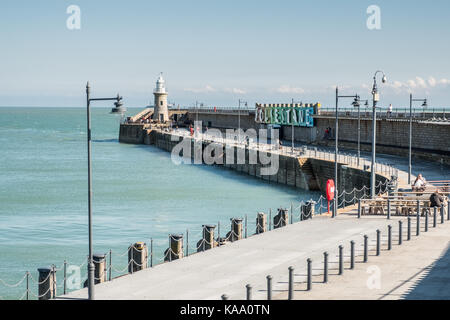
left=1, top=0, right=449, bottom=108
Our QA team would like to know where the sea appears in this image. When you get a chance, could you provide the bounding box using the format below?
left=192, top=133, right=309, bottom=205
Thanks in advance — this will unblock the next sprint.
left=0, top=107, right=320, bottom=299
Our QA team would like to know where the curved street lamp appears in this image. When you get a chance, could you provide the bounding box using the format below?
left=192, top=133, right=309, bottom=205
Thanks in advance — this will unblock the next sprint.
left=352, top=96, right=369, bottom=166
left=408, top=95, right=428, bottom=185
left=334, top=88, right=361, bottom=218
left=86, top=82, right=125, bottom=300
left=370, top=71, right=387, bottom=198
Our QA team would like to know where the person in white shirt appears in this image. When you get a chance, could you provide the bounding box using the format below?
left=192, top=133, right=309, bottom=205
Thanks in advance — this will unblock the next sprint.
left=413, top=174, right=427, bottom=192
left=387, top=104, right=393, bottom=117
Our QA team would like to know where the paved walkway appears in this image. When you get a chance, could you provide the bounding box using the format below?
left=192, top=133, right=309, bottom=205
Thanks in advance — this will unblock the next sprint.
left=60, top=210, right=450, bottom=300
left=274, top=214, right=450, bottom=300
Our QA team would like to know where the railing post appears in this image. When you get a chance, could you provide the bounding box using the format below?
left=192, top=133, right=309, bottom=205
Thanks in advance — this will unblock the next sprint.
left=387, top=199, right=391, bottom=219
left=376, top=230, right=380, bottom=256
left=246, top=284, right=252, bottom=300
left=447, top=200, right=450, bottom=221
left=323, top=252, right=328, bottom=283
left=109, top=249, right=112, bottom=281
left=26, top=271, right=29, bottom=300
left=433, top=207, right=437, bottom=228
left=186, top=229, right=190, bottom=256
left=350, top=241, right=355, bottom=269
left=416, top=201, right=420, bottom=236
left=398, top=221, right=403, bottom=245
left=363, top=235, right=368, bottom=262
left=245, top=214, right=248, bottom=238
left=269, top=209, right=272, bottom=230
left=358, top=199, right=361, bottom=219
left=266, top=275, right=272, bottom=300
left=150, top=238, right=153, bottom=267
left=306, top=259, right=312, bottom=291
left=218, top=221, right=221, bottom=247
left=338, top=245, right=343, bottom=275
left=407, top=217, right=411, bottom=241
left=63, top=260, right=67, bottom=295
left=288, top=266, right=294, bottom=300
left=388, top=225, right=392, bottom=250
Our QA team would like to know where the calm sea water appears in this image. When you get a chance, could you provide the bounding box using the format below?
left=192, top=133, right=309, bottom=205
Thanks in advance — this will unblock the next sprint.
left=0, top=107, right=319, bottom=299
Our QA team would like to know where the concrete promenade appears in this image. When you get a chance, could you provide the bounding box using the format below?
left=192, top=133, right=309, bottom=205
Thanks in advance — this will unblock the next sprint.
left=60, top=209, right=450, bottom=300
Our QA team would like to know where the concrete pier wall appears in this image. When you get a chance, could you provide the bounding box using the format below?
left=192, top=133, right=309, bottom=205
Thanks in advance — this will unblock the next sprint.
left=120, top=124, right=389, bottom=194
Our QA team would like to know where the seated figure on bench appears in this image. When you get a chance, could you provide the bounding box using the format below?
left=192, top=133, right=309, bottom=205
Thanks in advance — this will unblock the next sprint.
left=412, top=174, right=427, bottom=193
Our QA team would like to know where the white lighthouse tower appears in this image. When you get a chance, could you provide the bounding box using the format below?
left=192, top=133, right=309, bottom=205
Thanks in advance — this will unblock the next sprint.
left=152, top=73, right=169, bottom=122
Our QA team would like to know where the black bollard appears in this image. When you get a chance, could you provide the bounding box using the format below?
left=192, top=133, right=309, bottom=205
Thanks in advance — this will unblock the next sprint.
left=246, top=284, right=252, bottom=300
left=266, top=275, right=272, bottom=300
left=363, top=235, right=368, bottom=262
left=307, top=259, right=312, bottom=291
left=433, top=207, right=437, bottom=228
left=323, top=252, right=328, bottom=283
left=350, top=241, right=355, bottom=269
left=221, top=294, right=229, bottom=300
left=425, top=210, right=429, bottom=232
left=338, top=245, right=343, bottom=275
left=387, top=199, right=391, bottom=220
left=407, top=217, right=411, bottom=241
left=358, top=199, right=361, bottom=219
left=416, top=201, right=420, bottom=236
left=388, top=225, right=392, bottom=250
left=376, top=230, right=380, bottom=256
left=288, top=266, right=294, bottom=300
left=441, top=206, right=445, bottom=224
left=448, top=201, right=450, bottom=221
left=399, top=221, right=403, bottom=245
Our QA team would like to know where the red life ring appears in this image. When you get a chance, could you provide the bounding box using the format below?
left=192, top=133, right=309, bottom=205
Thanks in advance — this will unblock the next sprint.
left=326, top=179, right=335, bottom=201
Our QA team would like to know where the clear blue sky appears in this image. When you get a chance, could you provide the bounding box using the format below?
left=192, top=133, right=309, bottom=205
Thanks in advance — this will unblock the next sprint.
left=1, top=0, right=449, bottom=108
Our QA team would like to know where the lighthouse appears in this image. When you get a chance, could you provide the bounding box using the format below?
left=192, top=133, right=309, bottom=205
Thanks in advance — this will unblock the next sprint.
left=152, top=73, right=169, bottom=122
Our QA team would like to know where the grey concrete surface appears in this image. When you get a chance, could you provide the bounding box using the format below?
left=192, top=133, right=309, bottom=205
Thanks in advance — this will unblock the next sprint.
left=60, top=212, right=441, bottom=300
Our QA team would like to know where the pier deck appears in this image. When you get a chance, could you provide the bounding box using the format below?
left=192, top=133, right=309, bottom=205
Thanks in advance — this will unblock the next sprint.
left=60, top=210, right=449, bottom=300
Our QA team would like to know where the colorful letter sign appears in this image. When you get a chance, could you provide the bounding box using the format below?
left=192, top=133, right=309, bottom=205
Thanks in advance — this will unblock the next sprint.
left=254, top=103, right=319, bottom=127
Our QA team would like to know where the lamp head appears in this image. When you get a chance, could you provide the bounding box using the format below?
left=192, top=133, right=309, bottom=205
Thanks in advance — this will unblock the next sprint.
left=365, top=100, right=369, bottom=107
left=382, top=75, right=387, bottom=83
left=352, top=97, right=360, bottom=108
left=422, top=99, right=428, bottom=107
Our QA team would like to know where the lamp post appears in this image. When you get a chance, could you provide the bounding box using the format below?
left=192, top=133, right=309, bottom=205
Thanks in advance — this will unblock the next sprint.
left=351, top=97, right=369, bottom=167
left=408, top=94, right=427, bottom=185
left=370, top=71, right=387, bottom=199
left=238, top=99, right=247, bottom=144
left=335, top=88, right=361, bottom=218
left=85, top=82, right=124, bottom=300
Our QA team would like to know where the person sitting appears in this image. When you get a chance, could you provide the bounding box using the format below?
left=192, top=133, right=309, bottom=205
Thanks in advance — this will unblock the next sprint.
left=430, top=189, right=444, bottom=208
left=412, top=174, right=427, bottom=192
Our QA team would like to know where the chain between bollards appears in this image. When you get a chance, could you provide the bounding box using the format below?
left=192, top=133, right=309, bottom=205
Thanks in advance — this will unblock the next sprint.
left=288, top=266, right=294, bottom=300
